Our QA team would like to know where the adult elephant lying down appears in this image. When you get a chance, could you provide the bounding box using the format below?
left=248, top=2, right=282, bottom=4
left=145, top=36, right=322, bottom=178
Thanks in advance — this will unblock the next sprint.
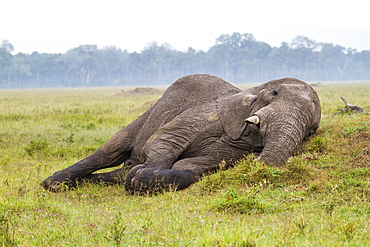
left=41, top=74, right=321, bottom=194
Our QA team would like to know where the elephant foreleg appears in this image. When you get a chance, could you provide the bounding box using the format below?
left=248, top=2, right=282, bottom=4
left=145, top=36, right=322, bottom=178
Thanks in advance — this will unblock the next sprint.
left=41, top=149, right=130, bottom=191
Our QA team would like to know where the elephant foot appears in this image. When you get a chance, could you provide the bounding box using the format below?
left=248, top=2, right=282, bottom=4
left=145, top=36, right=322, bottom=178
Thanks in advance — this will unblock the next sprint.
left=124, top=165, right=198, bottom=195
left=124, top=165, right=148, bottom=194
left=40, top=171, right=77, bottom=192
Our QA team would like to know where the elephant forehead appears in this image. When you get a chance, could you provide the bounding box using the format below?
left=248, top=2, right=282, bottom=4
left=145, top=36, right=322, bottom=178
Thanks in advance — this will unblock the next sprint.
left=278, top=84, right=312, bottom=99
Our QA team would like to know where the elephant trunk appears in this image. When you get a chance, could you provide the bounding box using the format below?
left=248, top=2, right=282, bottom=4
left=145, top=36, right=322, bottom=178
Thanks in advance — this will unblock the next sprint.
left=258, top=107, right=309, bottom=165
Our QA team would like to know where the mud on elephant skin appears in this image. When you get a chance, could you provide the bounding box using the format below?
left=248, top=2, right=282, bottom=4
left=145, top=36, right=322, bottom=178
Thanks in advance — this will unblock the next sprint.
left=41, top=74, right=321, bottom=194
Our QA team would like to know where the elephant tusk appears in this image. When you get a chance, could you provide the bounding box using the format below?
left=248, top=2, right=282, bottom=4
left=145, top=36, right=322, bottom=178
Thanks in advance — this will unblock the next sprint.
left=245, top=115, right=260, bottom=125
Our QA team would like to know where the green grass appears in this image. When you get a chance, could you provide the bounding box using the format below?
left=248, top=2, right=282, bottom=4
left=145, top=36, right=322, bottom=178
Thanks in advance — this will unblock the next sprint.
left=0, top=83, right=369, bottom=246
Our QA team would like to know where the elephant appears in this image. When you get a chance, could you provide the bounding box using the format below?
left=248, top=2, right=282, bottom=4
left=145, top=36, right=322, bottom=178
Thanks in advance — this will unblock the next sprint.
left=41, top=74, right=321, bottom=194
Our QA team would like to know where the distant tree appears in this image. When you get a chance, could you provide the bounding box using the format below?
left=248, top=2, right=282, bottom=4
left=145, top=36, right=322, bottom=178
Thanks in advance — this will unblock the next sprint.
left=1, top=33, right=370, bottom=88
left=266, top=42, right=293, bottom=78
left=0, top=44, right=13, bottom=87
left=208, top=32, right=272, bottom=82
left=208, top=40, right=234, bottom=79
left=175, top=47, right=207, bottom=76
left=353, top=50, right=370, bottom=79
left=289, top=36, right=319, bottom=79
left=137, top=42, right=177, bottom=84
left=1, top=40, right=14, bottom=53
left=98, top=46, right=129, bottom=85
left=208, top=33, right=253, bottom=80
left=317, top=43, right=348, bottom=80
left=8, top=54, right=32, bottom=88
left=29, top=52, right=63, bottom=87
left=290, top=36, right=317, bottom=50
left=215, top=33, right=256, bottom=47
left=64, top=45, right=102, bottom=86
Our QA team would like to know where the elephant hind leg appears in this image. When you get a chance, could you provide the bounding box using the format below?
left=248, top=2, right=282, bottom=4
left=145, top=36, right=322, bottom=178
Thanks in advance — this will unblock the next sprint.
left=171, top=156, right=221, bottom=175
left=124, top=156, right=220, bottom=194
left=124, top=165, right=198, bottom=195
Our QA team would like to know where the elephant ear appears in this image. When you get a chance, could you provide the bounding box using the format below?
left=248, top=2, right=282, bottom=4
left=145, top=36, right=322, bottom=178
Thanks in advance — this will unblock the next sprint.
left=216, top=93, right=251, bottom=140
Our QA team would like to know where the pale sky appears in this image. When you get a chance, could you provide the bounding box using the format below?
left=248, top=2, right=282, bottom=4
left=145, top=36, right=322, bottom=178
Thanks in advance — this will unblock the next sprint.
left=2, top=0, right=370, bottom=54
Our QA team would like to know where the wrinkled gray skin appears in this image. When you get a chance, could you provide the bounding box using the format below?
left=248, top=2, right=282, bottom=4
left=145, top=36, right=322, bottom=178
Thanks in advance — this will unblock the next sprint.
left=41, top=74, right=321, bottom=194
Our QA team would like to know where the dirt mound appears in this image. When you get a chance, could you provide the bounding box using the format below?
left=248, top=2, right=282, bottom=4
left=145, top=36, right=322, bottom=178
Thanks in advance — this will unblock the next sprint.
left=114, top=87, right=164, bottom=96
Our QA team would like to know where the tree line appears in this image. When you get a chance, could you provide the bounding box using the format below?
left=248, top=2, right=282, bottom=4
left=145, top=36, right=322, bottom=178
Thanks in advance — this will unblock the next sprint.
left=1, top=33, right=369, bottom=88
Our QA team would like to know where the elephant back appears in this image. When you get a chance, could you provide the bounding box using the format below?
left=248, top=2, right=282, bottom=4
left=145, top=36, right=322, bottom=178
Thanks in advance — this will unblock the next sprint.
left=153, top=74, right=240, bottom=122
left=163, top=74, right=240, bottom=103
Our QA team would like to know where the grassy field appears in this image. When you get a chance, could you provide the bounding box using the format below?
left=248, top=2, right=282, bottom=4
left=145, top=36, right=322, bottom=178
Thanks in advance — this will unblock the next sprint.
left=0, top=82, right=369, bottom=246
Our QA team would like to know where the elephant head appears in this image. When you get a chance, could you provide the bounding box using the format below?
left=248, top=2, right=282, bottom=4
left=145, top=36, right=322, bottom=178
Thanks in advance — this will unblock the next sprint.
left=218, top=78, right=321, bottom=165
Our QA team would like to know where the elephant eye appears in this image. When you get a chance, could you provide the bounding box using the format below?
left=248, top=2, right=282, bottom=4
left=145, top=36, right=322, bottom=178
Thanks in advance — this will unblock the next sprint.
left=272, top=90, right=279, bottom=96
